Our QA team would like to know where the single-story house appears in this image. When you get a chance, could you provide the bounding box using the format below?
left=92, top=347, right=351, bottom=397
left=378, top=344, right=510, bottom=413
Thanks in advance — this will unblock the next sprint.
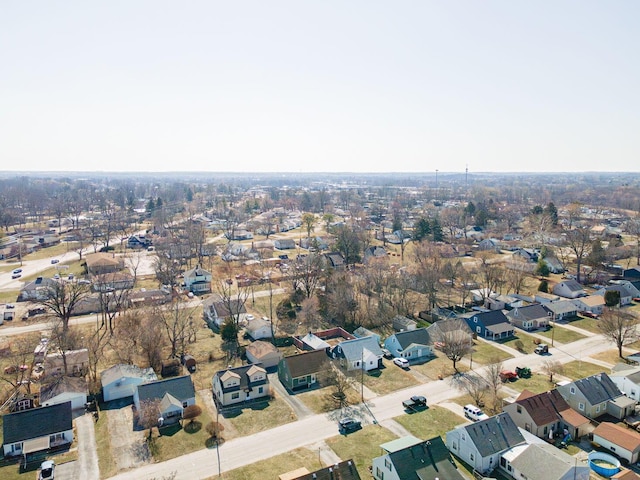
left=39, top=375, right=88, bottom=411
left=543, top=300, right=579, bottom=321
left=352, top=326, right=381, bottom=345
left=426, top=318, right=473, bottom=350
left=331, top=336, right=383, bottom=372
left=500, top=441, right=589, bottom=480
left=2, top=401, right=73, bottom=457
left=609, top=364, right=640, bottom=402
left=595, top=283, right=638, bottom=307
left=506, top=304, right=551, bottom=331
left=183, top=264, right=212, bottom=294
left=44, top=348, right=89, bottom=377
left=463, top=310, right=514, bottom=340
left=274, top=239, right=296, bottom=250
left=278, top=349, right=328, bottom=392
left=383, top=328, right=433, bottom=364
left=134, top=375, right=196, bottom=425
left=593, top=422, right=640, bottom=464
left=512, top=248, right=539, bottom=263
left=324, top=252, right=346, bottom=269
left=17, top=276, right=58, bottom=302
left=552, top=280, right=586, bottom=299
left=101, top=364, right=158, bottom=402
left=212, top=363, right=270, bottom=407
left=572, top=295, right=606, bottom=316
left=85, top=252, right=123, bottom=275
left=372, top=435, right=467, bottom=480
left=296, top=332, right=331, bottom=351
left=202, top=294, right=247, bottom=328
left=245, top=341, right=283, bottom=369
left=245, top=317, right=272, bottom=340
left=363, top=245, right=388, bottom=263
left=391, top=315, right=417, bottom=332
left=92, top=272, right=135, bottom=292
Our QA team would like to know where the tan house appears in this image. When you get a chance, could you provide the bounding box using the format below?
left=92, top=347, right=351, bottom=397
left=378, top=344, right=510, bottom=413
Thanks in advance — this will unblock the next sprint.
left=85, top=253, right=123, bottom=275
left=245, top=341, right=283, bottom=369
left=212, top=364, right=269, bottom=407
left=572, top=295, right=606, bottom=316
left=44, top=348, right=89, bottom=376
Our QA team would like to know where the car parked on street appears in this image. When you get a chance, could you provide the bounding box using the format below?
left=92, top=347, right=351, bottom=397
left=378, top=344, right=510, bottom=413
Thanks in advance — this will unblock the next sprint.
left=338, top=417, right=362, bottom=434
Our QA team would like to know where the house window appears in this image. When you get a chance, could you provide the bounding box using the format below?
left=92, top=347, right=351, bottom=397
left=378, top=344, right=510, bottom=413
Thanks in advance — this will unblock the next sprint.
left=570, top=387, right=576, bottom=395
left=476, top=326, right=481, bottom=334
left=258, top=387, right=263, bottom=394
left=543, top=426, right=548, bottom=435
left=461, top=433, right=466, bottom=441
left=500, top=457, right=506, bottom=468
left=578, top=402, right=585, bottom=411
left=11, top=443, right=22, bottom=453
left=452, top=441, right=457, bottom=451
left=375, top=467, right=384, bottom=480
left=632, top=390, right=636, bottom=396
left=517, top=405, right=522, bottom=414
left=469, top=453, right=474, bottom=462
left=385, top=459, right=392, bottom=470
left=474, top=317, right=478, bottom=323
left=50, top=433, right=65, bottom=443
left=611, top=446, right=616, bottom=452
left=596, top=405, right=600, bottom=413
left=231, top=392, right=240, bottom=400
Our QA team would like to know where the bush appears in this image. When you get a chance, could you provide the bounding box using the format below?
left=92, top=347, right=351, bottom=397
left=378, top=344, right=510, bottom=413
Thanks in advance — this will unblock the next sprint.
left=538, top=280, right=549, bottom=293
left=514, top=340, right=525, bottom=352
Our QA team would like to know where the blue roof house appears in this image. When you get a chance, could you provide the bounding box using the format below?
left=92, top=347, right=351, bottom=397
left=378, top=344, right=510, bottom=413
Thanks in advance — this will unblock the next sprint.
left=331, top=336, right=383, bottom=372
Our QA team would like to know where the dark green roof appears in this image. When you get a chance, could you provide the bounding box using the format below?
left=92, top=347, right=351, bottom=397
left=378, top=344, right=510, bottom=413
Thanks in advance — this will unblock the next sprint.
left=137, top=375, right=195, bottom=403
left=387, top=436, right=466, bottom=480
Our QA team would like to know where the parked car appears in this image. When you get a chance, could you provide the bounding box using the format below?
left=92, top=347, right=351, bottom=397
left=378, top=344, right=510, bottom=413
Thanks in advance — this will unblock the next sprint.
left=12, top=268, right=22, bottom=274
left=464, top=404, right=489, bottom=422
left=51, top=259, right=59, bottom=264
left=499, top=370, right=518, bottom=382
left=402, top=395, right=427, bottom=412
left=534, top=343, right=549, bottom=355
left=38, top=460, right=55, bottom=480
left=381, top=348, right=393, bottom=359
left=338, top=417, right=362, bottom=433
left=580, top=311, right=598, bottom=319
left=393, top=357, right=410, bottom=368
left=11, top=273, right=21, bottom=279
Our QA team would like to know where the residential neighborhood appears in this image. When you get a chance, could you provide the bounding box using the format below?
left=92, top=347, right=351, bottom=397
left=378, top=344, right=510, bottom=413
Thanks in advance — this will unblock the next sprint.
left=1, top=172, right=640, bottom=480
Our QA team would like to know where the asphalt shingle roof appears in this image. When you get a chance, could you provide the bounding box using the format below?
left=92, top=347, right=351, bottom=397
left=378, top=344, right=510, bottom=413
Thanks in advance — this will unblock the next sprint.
left=573, top=372, right=621, bottom=404
left=2, top=402, right=72, bottom=444
left=137, top=375, right=195, bottom=403
left=333, top=336, right=383, bottom=361
left=392, top=328, right=431, bottom=350
left=387, top=436, right=467, bottom=480
left=462, top=413, right=524, bottom=456
left=282, top=349, right=328, bottom=378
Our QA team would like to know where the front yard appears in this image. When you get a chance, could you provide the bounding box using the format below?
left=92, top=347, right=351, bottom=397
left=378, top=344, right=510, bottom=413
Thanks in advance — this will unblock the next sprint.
left=393, top=405, right=465, bottom=439
left=222, top=396, right=296, bottom=437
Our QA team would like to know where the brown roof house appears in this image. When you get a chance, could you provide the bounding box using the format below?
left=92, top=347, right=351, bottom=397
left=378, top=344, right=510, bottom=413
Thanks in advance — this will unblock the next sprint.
left=213, top=363, right=269, bottom=408
left=278, top=349, right=328, bottom=392
left=85, top=252, right=123, bottom=275
left=503, top=389, right=591, bottom=441
left=245, top=340, right=283, bottom=369
left=593, top=422, right=640, bottom=464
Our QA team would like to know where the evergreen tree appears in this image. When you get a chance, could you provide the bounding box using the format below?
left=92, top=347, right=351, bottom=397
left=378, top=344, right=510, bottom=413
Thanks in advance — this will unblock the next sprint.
left=431, top=217, right=444, bottom=242
left=413, top=217, right=431, bottom=241
left=538, top=279, right=549, bottom=293
left=536, top=258, right=550, bottom=277
left=544, top=202, right=558, bottom=226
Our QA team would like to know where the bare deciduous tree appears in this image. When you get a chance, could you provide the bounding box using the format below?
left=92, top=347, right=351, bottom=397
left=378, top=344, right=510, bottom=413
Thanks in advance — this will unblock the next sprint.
left=431, top=319, right=473, bottom=372
left=541, top=359, right=564, bottom=383
left=41, top=280, right=91, bottom=332
left=452, top=372, right=488, bottom=408
left=564, top=226, right=592, bottom=283
left=599, top=308, right=640, bottom=358
left=156, top=298, right=198, bottom=358
left=137, top=398, right=162, bottom=439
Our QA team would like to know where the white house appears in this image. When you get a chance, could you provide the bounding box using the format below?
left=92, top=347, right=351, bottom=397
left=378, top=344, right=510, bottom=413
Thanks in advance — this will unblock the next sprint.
left=572, top=295, right=606, bottom=315
left=101, top=364, right=158, bottom=402
left=609, top=363, right=640, bottom=402
left=133, top=375, right=196, bottom=425
left=245, top=341, right=283, bottom=369
left=44, top=348, right=89, bottom=377
left=40, top=376, right=88, bottom=411
left=500, top=442, right=589, bottom=480
left=592, top=422, right=640, bottom=464
left=2, top=402, right=73, bottom=457
left=212, top=363, right=270, bottom=407
left=552, top=280, right=586, bottom=299
left=245, top=317, right=272, bottom=340
left=183, top=264, right=212, bottom=294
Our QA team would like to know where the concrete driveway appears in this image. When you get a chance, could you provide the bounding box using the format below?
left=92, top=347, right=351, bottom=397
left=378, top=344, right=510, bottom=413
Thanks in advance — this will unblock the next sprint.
left=105, top=401, right=152, bottom=471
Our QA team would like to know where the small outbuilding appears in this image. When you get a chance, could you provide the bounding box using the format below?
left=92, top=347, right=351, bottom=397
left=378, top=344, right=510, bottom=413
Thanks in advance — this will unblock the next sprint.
left=181, top=354, right=197, bottom=373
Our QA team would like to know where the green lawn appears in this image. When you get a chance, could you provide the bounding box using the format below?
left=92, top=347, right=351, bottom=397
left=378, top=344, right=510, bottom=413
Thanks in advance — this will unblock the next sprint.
left=94, top=408, right=118, bottom=478
left=393, top=405, right=465, bottom=439
left=325, top=424, right=398, bottom=477
left=219, top=447, right=321, bottom=480
left=223, top=397, right=296, bottom=436
left=568, top=317, right=601, bottom=334
left=296, top=385, right=363, bottom=415
left=560, top=360, right=608, bottom=380
left=0, top=290, right=19, bottom=303
left=536, top=325, right=587, bottom=345
left=503, top=373, right=557, bottom=395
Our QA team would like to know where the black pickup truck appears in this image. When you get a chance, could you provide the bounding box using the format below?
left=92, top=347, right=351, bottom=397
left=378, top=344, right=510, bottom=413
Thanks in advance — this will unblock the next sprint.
left=402, top=395, right=427, bottom=412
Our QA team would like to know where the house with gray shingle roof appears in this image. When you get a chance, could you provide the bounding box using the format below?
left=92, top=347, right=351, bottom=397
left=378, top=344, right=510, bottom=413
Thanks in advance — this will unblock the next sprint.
left=383, top=328, right=434, bottom=364
left=595, top=282, right=640, bottom=307
left=506, top=304, right=551, bottom=331
left=278, top=349, right=328, bottom=392
left=134, top=375, right=196, bottom=424
left=542, top=300, right=579, bottom=321
left=212, top=363, right=269, bottom=407
left=331, top=336, right=383, bottom=372
left=610, top=364, right=640, bottom=402
left=552, top=279, right=586, bottom=299
left=500, top=441, right=590, bottom=480
left=556, top=372, right=636, bottom=420
left=463, top=310, right=514, bottom=340
left=371, top=435, right=467, bottom=480
left=445, top=412, right=525, bottom=475
left=2, top=401, right=73, bottom=457
left=183, top=264, right=212, bottom=294
left=286, top=459, right=361, bottom=480
left=101, top=364, right=158, bottom=402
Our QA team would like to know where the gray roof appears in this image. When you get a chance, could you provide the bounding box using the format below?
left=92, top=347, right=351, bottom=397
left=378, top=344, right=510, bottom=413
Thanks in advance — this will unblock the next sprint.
left=292, top=459, right=361, bottom=480
left=386, top=436, right=467, bottom=480
left=40, top=376, right=88, bottom=403
left=137, top=375, right=195, bottom=403
left=506, top=304, right=550, bottom=322
left=213, top=363, right=268, bottom=394
left=508, top=442, right=581, bottom=479
left=281, top=349, right=329, bottom=378
left=573, top=372, right=622, bottom=404
left=558, top=280, right=584, bottom=292
left=392, top=328, right=431, bottom=350
left=101, top=364, right=157, bottom=387
left=332, top=336, right=383, bottom=361
left=461, top=413, right=525, bottom=456
left=543, top=300, right=577, bottom=315
left=2, top=402, right=72, bottom=444
left=470, top=310, right=511, bottom=327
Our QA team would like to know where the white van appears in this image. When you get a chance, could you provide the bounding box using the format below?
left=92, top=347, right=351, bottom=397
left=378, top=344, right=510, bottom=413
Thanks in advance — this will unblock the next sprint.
left=463, top=404, right=489, bottom=422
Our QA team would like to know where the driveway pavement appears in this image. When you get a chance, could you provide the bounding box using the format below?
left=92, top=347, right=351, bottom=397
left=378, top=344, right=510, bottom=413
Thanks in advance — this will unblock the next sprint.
left=76, top=413, right=100, bottom=480
left=105, top=402, right=151, bottom=471
left=107, top=332, right=615, bottom=480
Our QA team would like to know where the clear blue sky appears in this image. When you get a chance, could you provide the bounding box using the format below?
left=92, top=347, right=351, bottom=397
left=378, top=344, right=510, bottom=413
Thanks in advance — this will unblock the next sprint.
left=1, top=1, right=639, bottom=173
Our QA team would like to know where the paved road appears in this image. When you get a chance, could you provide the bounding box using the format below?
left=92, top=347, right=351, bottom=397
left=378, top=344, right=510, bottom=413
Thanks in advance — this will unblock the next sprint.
left=107, top=332, right=615, bottom=480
